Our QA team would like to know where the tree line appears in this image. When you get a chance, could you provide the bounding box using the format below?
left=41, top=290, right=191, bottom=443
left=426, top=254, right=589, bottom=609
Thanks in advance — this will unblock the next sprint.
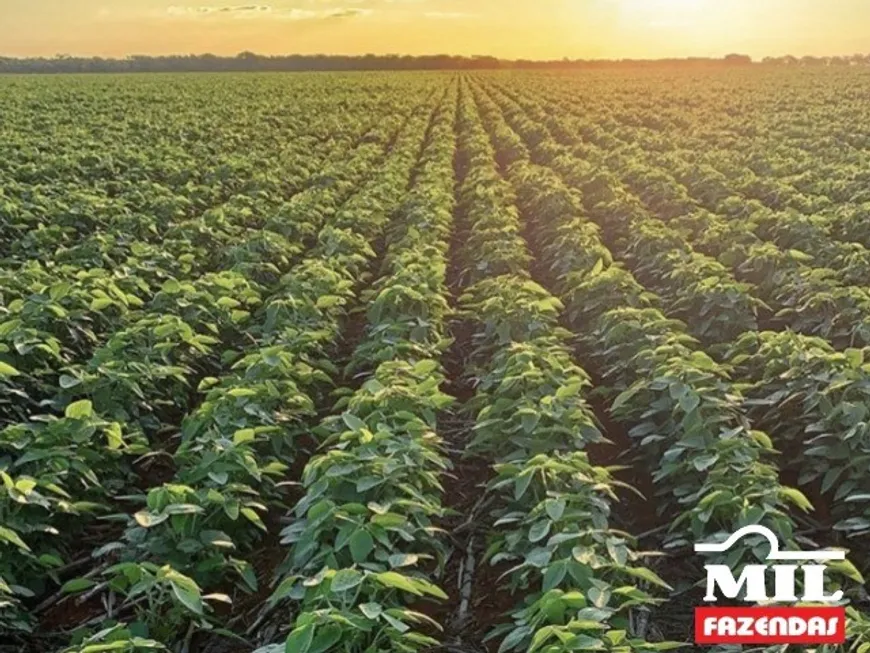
left=0, top=52, right=762, bottom=74
left=2, top=52, right=867, bottom=74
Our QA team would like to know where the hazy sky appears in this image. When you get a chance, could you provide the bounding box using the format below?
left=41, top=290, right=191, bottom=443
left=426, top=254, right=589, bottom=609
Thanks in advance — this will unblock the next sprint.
left=1, top=0, right=868, bottom=59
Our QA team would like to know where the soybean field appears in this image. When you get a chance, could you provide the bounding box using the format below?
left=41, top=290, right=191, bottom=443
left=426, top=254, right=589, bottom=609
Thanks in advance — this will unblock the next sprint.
left=3, top=68, right=870, bottom=652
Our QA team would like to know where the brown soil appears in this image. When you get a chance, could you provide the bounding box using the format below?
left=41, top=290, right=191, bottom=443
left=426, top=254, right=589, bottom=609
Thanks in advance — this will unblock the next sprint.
left=40, top=593, right=106, bottom=632
left=585, top=392, right=669, bottom=542
left=134, top=450, right=177, bottom=489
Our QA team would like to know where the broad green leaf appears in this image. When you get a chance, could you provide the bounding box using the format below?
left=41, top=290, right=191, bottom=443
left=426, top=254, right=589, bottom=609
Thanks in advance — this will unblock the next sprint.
left=525, top=548, right=552, bottom=568
left=133, top=511, right=168, bottom=528
left=529, top=521, right=550, bottom=543
left=342, top=413, right=366, bottom=432
left=59, top=374, right=81, bottom=389
left=587, top=585, right=610, bottom=608
left=90, top=297, right=114, bottom=311
left=374, top=571, right=422, bottom=596
left=105, top=422, right=124, bottom=450
left=330, top=569, right=363, bottom=593
left=542, top=561, right=568, bottom=592
left=521, top=412, right=540, bottom=434
left=208, top=471, right=229, bottom=485
left=359, top=602, right=383, bottom=619
left=65, top=399, right=93, bottom=419
left=778, top=487, right=813, bottom=512
left=241, top=507, right=266, bottom=531
left=201, top=530, right=234, bottom=549
left=170, top=575, right=203, bottom=615
left=498, top=626, right=531, bottom=652
left=270, top=576, right=298, bottom=603
left=389, top=553, right=419, bottom=568
left=382, top=612, right=410, bottom=633
left=514, top=472, right=532, bottom=500
left=233, top=428, right=256, bottom=445
left=620, top=565, right=672, bottom=590
left=349, top=529, right=374, bottom=563
left=309, top=625, right=343, bottom=653
left=846, top=348, right=865, bottom=368
left=545, top=498, right=566, bottom=521
left=285, top=624, right=314, bottom=653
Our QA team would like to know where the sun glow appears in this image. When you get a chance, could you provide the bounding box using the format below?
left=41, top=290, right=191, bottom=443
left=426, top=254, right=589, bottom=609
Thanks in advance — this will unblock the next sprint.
left=582, top=0, right=760, bottom=57
left=615, top=0, right=714, bottom=27
left=2, top=0, right=868, bottom=60
left=623, top=0, right=706, bottom=13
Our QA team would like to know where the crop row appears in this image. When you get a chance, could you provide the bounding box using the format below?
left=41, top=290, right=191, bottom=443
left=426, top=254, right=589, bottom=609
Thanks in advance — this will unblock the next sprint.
left=512, top=78, right=870, bottom=351
left=255, top=82, right=458, bottom=652
left=477, top=80, right=764, bottom=350
left=486, top=78, right=870, bottom=553
left=0, top=76, right=442, bottom=264
left=455, top=80, right=677, bottom=653
left=468, top=76, right=852, bottom=590
left=0, top=79, right=450, bottom=649
left=0, top=86, right=434, bottom=433
left=471, top=74, right=870, bottom=646
left=520, top=70, right=870, bottom=212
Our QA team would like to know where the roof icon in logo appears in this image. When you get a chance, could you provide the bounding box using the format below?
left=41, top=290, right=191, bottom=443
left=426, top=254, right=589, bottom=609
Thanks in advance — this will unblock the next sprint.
left=694, top=525, right=845, bottom=561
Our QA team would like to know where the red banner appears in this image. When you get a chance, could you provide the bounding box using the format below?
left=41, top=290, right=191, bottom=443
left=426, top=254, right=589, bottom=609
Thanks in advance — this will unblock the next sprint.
left=695, top=606, right=846, bottom=644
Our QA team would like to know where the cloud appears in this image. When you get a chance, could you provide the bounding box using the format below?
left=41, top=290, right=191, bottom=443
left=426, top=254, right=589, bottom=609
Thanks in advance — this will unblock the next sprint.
left=323, top=8, right=372, bottom=18
left=165, top=5, right=218, bottom=15
left=166, top=5, right=268, bottom=16
left=220, top=5, right=270, bottom=12
left=165, top=5, right=372, bottom=20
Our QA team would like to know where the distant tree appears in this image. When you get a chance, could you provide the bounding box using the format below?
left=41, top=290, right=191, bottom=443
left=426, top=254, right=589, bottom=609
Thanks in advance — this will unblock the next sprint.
left=723, top=53, right=752, bottom=65
left=0, top=50, right=866, bottom=74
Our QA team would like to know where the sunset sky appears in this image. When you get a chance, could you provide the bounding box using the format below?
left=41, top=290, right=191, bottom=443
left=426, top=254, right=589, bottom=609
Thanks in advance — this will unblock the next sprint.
left=2, top=0, right=868, bottom=60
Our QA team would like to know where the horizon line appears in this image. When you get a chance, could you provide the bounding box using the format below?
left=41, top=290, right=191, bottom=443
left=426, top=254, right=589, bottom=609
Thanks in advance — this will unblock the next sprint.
left=2, top=51, right=868, bottom=63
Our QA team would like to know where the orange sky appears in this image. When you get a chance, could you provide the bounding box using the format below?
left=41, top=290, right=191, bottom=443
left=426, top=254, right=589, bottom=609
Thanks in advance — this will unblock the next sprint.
left=1, top=0, right=868, bottom=60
